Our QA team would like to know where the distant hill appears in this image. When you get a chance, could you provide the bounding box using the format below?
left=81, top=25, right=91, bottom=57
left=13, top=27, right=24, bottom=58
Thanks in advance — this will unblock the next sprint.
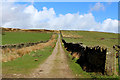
left=0, top=27, right=59, bottom=33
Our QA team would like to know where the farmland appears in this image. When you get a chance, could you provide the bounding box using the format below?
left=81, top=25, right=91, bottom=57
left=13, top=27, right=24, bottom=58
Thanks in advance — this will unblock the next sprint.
left=2, top=32, right=52, bottom=45
left=2, top=29, right=119, bottom=78
left=61, top=30, right=118, bottom=49
left=61, top=30, right=119, bottom=78
left=2, top=31, right=58, bottom=77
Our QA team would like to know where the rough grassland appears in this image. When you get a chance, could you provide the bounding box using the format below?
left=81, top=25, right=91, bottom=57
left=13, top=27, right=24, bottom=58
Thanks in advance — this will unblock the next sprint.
left=2, top=38, right=57, bottom=75
left=61, top=30, right=119, bottom=79
left=2, top=32, right=52, bottom=45
left=62, top=30, right=118, bottom=49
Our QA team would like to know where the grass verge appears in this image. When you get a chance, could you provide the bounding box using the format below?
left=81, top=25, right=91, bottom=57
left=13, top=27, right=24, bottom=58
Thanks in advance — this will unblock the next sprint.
left=2, top=34, right=58, bottom=75
left=61, top=40, right=119, bottom=79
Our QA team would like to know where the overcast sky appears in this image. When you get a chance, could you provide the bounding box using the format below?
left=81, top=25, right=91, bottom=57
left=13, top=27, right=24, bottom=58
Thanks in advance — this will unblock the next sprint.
left=0, top=1, right=119, bottom=33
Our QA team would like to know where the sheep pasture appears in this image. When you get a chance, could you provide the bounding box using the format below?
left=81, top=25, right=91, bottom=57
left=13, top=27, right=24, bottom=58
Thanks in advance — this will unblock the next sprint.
left=2, top=32, right=52, bottom=45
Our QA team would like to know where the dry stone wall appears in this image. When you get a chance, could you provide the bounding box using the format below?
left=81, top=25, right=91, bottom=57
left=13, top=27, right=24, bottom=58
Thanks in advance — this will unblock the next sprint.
left=62, top=39, right=116, bottom=75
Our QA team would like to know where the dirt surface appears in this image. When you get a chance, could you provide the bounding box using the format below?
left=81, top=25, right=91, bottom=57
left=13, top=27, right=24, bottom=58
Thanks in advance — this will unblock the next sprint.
left=2, top=34, right=75, bottom=78
left=28, top=34, right=75, bottom=78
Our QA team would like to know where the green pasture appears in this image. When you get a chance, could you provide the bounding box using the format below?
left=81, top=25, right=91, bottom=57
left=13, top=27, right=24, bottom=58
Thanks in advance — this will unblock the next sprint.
left=61, top=30, right=119, bottom=78
left=2, top=32, right=52, bottom=45
left=61, top=30, right=118, bottom=49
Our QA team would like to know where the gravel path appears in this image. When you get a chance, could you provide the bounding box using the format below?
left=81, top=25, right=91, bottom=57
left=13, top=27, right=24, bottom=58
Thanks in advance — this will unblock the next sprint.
left=29, top=34, right=75, bottom=78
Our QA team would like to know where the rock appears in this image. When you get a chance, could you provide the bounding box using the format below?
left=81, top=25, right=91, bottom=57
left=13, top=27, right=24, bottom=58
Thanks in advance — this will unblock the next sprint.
left=34, top=59, right=38, bottom=61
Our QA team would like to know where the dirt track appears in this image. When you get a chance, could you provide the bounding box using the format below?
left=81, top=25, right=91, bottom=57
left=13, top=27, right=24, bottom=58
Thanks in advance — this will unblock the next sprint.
left=29, top=34, right=75, bottom=78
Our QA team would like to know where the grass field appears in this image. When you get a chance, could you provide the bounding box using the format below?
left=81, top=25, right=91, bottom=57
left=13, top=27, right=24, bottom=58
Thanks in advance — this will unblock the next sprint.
left=2, top=32, right=52, bottom=45
left=61, top=30, right=119, bottom=78
left=61, top=30, right=118, bottom=49
left=2, top=41, right=56, bottom=75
